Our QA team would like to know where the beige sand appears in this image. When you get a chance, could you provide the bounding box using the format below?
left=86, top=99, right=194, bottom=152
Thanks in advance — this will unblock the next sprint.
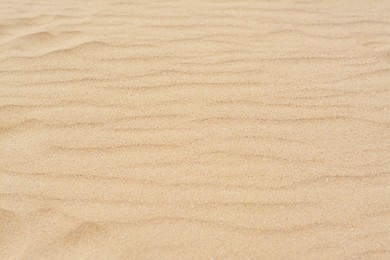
left=1, top=0, right=390, bottom=259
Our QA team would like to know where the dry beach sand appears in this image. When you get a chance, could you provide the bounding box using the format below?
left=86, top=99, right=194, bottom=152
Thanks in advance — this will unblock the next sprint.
left=1, top=0, right=390, bottom=259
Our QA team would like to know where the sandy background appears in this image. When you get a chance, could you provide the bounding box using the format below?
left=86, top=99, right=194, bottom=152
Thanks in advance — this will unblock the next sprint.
left=1, top=0, right=390, bottom=259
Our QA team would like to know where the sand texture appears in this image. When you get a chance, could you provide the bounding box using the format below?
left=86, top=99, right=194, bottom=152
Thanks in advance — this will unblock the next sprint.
left=1, top=0, right=390, bottom=259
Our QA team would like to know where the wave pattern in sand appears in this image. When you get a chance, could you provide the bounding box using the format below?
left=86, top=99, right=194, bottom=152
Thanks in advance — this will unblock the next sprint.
left=1, top=0, right=390, bottom=259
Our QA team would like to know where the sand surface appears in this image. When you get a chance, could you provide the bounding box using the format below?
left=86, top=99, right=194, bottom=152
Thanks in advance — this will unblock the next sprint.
left=1, top=0, right=390, bottom=259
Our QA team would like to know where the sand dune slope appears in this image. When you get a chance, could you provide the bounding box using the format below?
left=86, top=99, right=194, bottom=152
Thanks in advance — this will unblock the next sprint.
left=1, top=0, right=390, bottom=259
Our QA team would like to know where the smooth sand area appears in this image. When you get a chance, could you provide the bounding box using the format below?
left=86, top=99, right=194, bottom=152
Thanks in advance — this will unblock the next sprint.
left=1, top=0, right=390, bottom=259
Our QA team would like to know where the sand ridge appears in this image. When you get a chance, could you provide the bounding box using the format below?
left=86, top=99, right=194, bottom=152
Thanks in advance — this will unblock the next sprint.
left=0, top=0, right=390, bottom=259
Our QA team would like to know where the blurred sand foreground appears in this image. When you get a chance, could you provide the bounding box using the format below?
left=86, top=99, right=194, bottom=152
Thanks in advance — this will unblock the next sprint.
left=0, top=0, right=390, bottom=259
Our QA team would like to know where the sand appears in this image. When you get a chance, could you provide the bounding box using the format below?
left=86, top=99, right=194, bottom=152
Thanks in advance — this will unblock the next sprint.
left=0, top=0, right=390, bottom=259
